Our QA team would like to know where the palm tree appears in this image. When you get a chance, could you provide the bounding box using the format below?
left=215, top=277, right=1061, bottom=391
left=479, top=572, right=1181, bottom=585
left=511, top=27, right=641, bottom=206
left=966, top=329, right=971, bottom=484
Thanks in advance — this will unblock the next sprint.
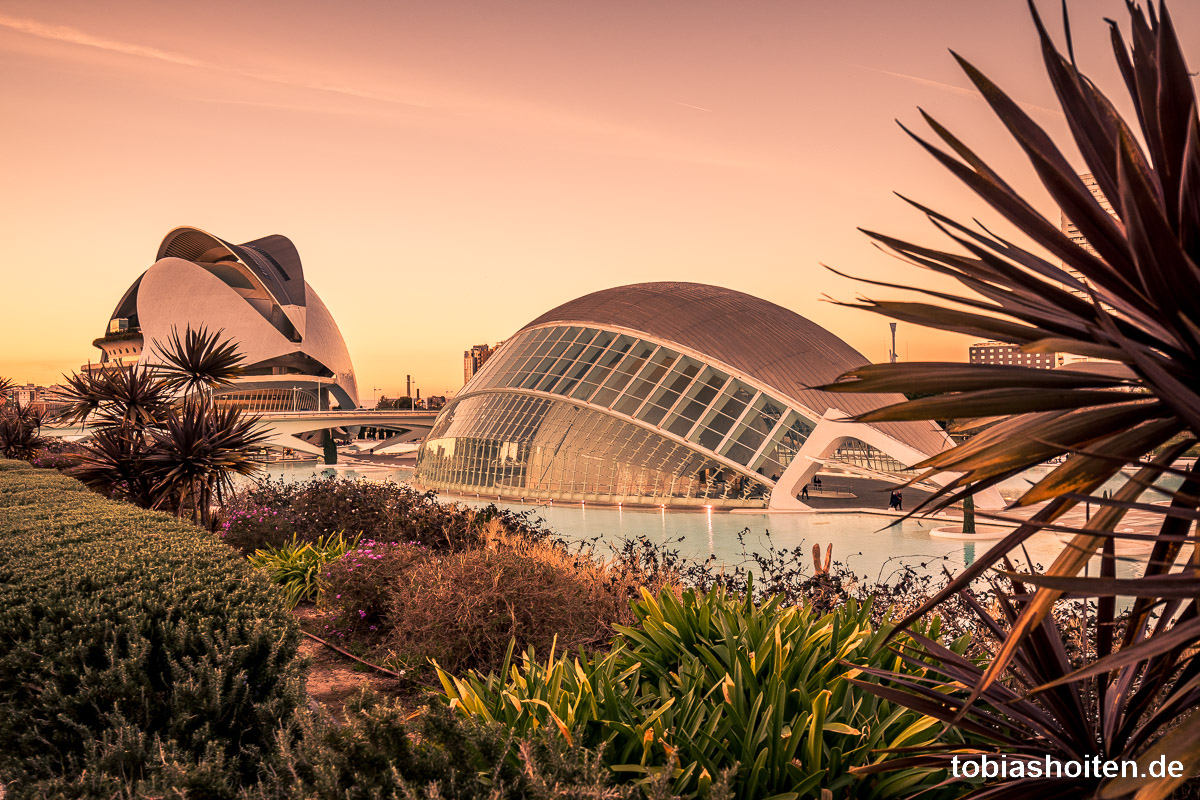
left=60, top=327, right=267, bottom=529
left=820, top=2, right=1200, bottom=797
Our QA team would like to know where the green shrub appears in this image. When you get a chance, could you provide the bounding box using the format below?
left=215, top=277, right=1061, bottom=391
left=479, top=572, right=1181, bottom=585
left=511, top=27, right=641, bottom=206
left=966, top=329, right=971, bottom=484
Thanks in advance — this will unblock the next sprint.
left=318, top=539, right=431, bottom=642
left=0, top=460, right=305, bottom=798
left=248, top=530, right=361, bottom=609
left=246, top=692, right=704, bottom=800
left=440, top=584, right=968, bottom=799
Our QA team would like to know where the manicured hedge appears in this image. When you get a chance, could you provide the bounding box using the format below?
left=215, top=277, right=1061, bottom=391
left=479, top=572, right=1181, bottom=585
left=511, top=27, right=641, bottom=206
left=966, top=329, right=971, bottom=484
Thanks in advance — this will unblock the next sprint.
left=0, top=460, right=305, bottom=799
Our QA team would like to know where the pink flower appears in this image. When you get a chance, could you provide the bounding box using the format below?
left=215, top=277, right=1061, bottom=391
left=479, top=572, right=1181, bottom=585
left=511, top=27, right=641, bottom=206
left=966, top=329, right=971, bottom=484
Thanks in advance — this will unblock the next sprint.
left=359, top=609, right=366, bottom=618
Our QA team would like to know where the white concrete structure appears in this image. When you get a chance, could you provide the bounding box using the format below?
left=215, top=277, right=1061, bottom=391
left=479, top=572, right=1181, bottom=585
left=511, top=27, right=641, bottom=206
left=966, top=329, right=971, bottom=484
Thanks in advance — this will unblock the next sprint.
left=95, top=227, right=359, bottom=411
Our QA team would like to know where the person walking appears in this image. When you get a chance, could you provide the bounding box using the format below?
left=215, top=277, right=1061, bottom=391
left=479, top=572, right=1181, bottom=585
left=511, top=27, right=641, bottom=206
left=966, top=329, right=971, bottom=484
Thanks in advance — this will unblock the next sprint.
left=895, top=490, right=903, bottom=511
left=888, top=490, right=899, bottom=510
left=801, top=483, right=809, bottom=499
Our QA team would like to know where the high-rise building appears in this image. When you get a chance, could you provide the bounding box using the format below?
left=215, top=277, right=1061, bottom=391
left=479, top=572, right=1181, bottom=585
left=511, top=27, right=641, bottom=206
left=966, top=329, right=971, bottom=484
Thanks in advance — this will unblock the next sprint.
left=1061, top=173, right=1117, bottom=268
left=1060, top=173, right=1119, bottom=364
left=464, top=344, right=495, bottom=385
left=968, top=341, right=1058, bottom=369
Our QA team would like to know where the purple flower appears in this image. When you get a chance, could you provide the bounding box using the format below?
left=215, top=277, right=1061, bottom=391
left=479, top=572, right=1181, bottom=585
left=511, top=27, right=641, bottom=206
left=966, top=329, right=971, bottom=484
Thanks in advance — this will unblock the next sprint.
left=359, top=609, right=366, bottom=618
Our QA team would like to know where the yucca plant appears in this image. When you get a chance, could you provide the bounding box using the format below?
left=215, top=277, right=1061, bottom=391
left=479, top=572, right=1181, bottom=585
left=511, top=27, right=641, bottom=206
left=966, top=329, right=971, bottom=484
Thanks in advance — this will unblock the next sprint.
left=0, top=396, right=47, bottom=460
left=248, top=531, right=360, bottom=609
left=153, top=324, right=246, bottom=394
left=817, top=2, right=1200, bottom=797
left=146, top=394, right=269, bottom=525
left=439, top=583, right=969, bottom=799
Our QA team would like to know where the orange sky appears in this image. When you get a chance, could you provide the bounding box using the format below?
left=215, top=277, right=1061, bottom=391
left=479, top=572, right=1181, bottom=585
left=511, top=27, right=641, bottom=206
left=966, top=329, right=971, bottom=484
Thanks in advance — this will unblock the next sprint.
left=2, top=0, right=1196, bottom=401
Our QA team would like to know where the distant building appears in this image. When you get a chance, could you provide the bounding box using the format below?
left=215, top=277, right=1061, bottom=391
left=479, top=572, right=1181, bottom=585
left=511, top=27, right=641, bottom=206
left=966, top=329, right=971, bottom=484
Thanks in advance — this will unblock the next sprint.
left=464, top=343, right=495, bottom=385
left=426, top=395, right=447, bottom=410
left=3, top=383, right=42, bottom=407
left=969, top=341, right=1058, bottom=370
left=1, top=383, right=67, bottom=416
left=1061, top=173, right=1117, bottom=272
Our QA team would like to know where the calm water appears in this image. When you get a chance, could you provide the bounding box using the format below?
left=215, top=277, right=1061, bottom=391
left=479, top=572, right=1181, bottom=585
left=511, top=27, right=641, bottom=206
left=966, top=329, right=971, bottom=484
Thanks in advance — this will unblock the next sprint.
left=250, top=461, right=1167, bottom=583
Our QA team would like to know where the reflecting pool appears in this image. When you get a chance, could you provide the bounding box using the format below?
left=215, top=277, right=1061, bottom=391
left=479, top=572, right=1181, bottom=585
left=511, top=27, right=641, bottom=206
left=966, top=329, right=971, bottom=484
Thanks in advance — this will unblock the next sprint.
left=250, top=461, right=1158, bottom=582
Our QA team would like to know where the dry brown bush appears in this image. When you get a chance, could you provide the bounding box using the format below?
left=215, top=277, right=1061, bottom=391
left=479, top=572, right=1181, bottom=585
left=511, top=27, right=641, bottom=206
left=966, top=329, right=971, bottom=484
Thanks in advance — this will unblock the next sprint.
left=379, top=519, right=678, bottom=675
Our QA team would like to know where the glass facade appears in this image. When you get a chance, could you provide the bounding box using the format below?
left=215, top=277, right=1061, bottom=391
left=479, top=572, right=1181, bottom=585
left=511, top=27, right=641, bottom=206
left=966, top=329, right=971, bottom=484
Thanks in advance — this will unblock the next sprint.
left=213, top=387, right=319, bottom=412
left=826, top=438, right=918, bottom=477
left=415, top=324, right=837, bottom=507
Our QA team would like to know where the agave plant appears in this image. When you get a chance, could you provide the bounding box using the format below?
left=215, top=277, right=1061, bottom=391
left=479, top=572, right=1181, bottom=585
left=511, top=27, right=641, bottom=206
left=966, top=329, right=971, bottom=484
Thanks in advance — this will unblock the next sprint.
left=50, top=370, right=105, bottom=427
left=818, top=2, right=1200, bottom=797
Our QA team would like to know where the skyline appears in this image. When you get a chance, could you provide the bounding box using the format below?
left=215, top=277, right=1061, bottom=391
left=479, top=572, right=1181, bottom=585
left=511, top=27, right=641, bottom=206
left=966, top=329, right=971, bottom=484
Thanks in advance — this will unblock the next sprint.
left=3, top=0, right=1197, bottom=399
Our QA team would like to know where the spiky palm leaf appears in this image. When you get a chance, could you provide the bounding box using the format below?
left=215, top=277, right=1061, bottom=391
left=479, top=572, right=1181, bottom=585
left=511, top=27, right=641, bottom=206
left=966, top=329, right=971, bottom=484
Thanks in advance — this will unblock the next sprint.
left=52, top=370, right=106, bottom=426
left=90, top=364, right=172, bottom=429
left=153, top=325, right=246, bottom=394
left=0, top=400, right=47, bottom=460
left=68, top=427, right=158, bottom=508
left=821, top=2, right=1200, bottom=797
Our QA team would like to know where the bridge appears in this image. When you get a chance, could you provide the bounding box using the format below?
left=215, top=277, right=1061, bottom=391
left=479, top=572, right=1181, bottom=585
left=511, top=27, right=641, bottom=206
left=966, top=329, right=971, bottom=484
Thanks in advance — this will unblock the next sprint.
left=43, top=409, right=441, bottom=458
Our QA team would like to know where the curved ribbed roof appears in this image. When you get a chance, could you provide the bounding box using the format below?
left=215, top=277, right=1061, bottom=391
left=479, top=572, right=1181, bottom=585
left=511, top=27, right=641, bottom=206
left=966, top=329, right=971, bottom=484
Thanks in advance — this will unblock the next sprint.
left=523, top=282, right=948, bottom=457
left=157, top=227, right=307, bottom=310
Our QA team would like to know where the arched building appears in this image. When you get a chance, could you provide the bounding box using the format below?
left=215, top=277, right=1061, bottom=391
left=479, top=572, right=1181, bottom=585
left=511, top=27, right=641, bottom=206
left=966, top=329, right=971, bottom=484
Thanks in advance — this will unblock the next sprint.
left=93, top=226, right=358, bottom=411
left=414, top=282, right=972, bottom=510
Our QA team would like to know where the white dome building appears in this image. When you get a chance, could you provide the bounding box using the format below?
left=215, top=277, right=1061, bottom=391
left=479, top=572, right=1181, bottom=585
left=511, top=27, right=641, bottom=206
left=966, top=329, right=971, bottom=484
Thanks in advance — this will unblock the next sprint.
left=93, top=226, right=358, bottom=411
left=415, top=282, right=971, bottom=510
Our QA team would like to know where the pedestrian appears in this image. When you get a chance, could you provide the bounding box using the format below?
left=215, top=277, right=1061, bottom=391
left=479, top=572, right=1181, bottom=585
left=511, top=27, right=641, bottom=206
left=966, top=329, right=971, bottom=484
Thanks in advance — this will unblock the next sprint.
left=801, top=483, right=809, bottom=499
left=813, top=475, right=822, bottom=489
left=896, top=490, right=903, bottom=511
left=888, top=490, right=898, bottom=510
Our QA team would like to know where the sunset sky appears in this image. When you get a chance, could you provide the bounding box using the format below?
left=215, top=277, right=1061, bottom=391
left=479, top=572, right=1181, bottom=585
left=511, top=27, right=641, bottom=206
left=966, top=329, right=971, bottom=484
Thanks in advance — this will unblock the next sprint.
left=3, top=0, right=1197, bottom=401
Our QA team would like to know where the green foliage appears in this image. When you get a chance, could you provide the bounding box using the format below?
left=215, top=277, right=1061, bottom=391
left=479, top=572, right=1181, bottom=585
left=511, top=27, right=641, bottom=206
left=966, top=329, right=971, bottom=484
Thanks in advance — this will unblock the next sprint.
left=248, top=530, right=360, bottom=609
left=0, top=460, right=305, bottom=798
left=815, top=2, right=1200, bottom=796
left=247, top=693, right=704, bottom=800
left=439, top=583, right=967, bottom=799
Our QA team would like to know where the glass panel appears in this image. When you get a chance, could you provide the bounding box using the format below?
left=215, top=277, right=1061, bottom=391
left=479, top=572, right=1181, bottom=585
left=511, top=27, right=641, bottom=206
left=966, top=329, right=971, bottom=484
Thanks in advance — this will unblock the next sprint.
left=590, top=340, right=656, bottom=408
left=612, top=347, right=677, bottom=417
left=720, top=394, right=785, bottom=465
left=570, top=334, right=632, bottom=402
left=751, top=410, right=815, bottom=480
left=550, top=330, right=610, bottom=396
left=692, top=380, right=754, bottom=452
left=663, top=367, right=727, bottom=439
left=639, top=358, right=701, bottom=427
